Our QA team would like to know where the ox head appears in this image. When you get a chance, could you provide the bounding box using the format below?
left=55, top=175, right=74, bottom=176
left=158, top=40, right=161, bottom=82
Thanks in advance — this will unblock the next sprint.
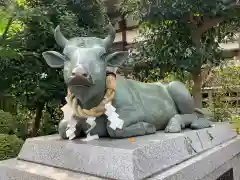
left=42, top=24, right=128, bottom=107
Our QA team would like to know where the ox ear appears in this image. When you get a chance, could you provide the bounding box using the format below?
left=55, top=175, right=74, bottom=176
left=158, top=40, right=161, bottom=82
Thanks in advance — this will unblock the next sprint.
left=42, top=51, right=67, bottom=68
left=105, top=51, right=128, bottom=67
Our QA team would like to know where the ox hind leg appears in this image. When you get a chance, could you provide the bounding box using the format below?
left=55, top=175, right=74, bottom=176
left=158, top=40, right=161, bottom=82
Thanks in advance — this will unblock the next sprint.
left=167, top=81, right=195, bottom=114
left=164, top=114, right=212, bottom=133
left=106, top=108, right=156, bottom=138
left=165, top=81, right=212, bottom=132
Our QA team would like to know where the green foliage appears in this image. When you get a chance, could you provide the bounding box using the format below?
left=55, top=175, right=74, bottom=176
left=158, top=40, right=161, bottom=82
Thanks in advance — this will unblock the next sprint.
left=0, top=104, right=63, bottom=139
left=0, top=0, right=109, bottom=136
left=232, top=115, right=240, bottom=122
left=213, top=65, right=240, bottom=88
left=208, top=66, right=240, bottom=121
left=39, top=112, right=57, bottom=136
left=13, top=107, right=31, bottom=139
left=0, top=108, right=30, bottom=139
left=66, top=0, right=109, bottom=37
left=0, top=134, right=24, bottom=160
left=121, top=0, right=239, bottom=21
left=0, top=95, right=17, bottom=114
left=39, top=104, right=63, bottom=136
left=2, top=0, right=109, bottom=110
left=0, top=110, right=15, bottom=134
left=126, top=20, right=240, bottom=79
left=121, top=0, right=240, bottom=100
left=0, top=0, right=109, bottom=160
left=230, top=115, right=240, bottom=133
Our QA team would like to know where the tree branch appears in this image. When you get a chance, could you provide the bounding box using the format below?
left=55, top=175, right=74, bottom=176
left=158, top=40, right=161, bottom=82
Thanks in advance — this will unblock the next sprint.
left=198, top=17, right=225, bottom=35
left=190, top=16, right=225, bottom=46
left=1, top=16, right=14, bottom=40
left=188, top=13, right=198, bottom=26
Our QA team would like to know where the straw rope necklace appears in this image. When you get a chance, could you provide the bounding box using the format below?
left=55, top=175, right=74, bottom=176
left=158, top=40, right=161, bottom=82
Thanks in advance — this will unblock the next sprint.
left=66, top=72, right=116, bottom=118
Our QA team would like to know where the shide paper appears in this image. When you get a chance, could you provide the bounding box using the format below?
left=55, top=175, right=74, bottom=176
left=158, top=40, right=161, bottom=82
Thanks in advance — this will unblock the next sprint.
left=105, top=103, right=124, bottom=130
left=61, top=100, right=123, bottom=141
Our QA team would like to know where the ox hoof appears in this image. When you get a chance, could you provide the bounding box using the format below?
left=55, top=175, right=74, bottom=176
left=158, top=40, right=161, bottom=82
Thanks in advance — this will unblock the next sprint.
left=165, top=118, right=182, bottom=133
left=144, top=123, right=156, bottom=134
left=190, top=118, right=213, bottom=130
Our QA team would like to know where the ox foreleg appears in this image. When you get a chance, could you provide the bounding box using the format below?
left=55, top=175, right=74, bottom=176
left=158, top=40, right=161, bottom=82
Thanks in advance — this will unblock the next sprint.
left=107, top=122, right=156, bottom=138
left=58, top=118, right=84, bottom=139
left=164, top=114, right=185, bottom=133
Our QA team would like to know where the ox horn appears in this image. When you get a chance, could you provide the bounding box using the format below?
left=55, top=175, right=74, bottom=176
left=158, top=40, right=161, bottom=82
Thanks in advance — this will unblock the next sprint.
left=102, top=23, right=116, bottom=49
left=54, top=25, right=68, bottom=48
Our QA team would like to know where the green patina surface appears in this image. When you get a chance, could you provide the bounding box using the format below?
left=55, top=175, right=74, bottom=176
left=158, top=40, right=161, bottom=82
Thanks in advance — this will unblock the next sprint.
left=43, top=24, right=213, bottom=139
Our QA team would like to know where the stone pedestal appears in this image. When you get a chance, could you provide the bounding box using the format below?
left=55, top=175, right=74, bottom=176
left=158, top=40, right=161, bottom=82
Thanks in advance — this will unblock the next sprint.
left=0, top=123, right=240, bottom=180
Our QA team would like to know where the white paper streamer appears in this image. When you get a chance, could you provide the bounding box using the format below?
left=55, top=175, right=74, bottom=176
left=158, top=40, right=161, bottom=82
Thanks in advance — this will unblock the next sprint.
left=61, top=103, right=77, bottom=140
left=85, top=116, right=97, bottom=134
left=105, top=103, right=124, bottom=130
left=66, top=117, right=77, bottom=140
left=62, top=97, right=123, bottom=141
left=66, top=129, right=76, bottom=140
left=61, top=103, right=73, bottom=121
left=82, top=133, right=99, bottom=142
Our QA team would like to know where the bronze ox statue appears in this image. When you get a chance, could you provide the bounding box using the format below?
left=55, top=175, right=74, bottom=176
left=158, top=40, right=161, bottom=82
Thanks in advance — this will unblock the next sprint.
left=42, top=24, right=212, bottom=139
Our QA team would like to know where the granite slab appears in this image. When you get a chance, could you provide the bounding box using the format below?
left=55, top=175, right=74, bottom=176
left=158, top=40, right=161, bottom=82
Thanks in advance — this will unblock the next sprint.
left=151, top=136, right=240, bottom=180
left=0, top=159, right=104, bottom=180
left=18, top=123, right=237, bottom=180
left=1, top=136, right=240, bottom=180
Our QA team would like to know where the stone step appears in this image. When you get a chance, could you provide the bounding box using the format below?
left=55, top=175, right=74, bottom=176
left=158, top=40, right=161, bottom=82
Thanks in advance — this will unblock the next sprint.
left=0, top=159, right=103, bottom=180
left=17, top=123, right=237, bottom=180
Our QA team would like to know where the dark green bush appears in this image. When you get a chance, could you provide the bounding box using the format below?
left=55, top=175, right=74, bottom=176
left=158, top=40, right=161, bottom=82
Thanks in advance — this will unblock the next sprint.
left=39, top=105, right=63, bottom=136
left=0, top=134, right=24, bottom=160
left=0, top=110, right=15, bottom=134
left=13, top=112, right=31, bottom=140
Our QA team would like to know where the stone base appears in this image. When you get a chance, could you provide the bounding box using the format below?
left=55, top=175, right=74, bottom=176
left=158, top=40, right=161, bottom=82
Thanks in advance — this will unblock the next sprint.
left=0, top=123, right=239, bottom=180
left=0, top=137, right=240, bottom=180
left=150, top=137, right=240, bottom=180
left=0, top=158, right=101, bottom=180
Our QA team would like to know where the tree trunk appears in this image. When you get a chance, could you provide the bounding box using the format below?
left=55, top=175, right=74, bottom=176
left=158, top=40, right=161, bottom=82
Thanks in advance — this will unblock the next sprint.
left=2, top=17, right=13, bottom=40
left=30, top=103, right=44, bottom=137
left=192, top=72, right=203, bottom=108
left=191, top=28, right=203, bottom=109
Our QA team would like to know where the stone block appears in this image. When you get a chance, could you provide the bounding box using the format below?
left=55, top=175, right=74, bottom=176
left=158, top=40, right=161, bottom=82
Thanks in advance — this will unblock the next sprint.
left=151, top=136, right=240, bottom=180
left=18, top=123, right=236, bottom=180
left=0, top=159, right=104, bottom=180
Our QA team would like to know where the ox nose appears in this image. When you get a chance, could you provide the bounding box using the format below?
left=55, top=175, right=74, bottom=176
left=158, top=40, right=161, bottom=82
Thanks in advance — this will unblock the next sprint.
left=72, top=72, right=88, bottom=77
left=69, top=64, right=93, bottom=86
left=72, top=64, right=88, bottom=77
